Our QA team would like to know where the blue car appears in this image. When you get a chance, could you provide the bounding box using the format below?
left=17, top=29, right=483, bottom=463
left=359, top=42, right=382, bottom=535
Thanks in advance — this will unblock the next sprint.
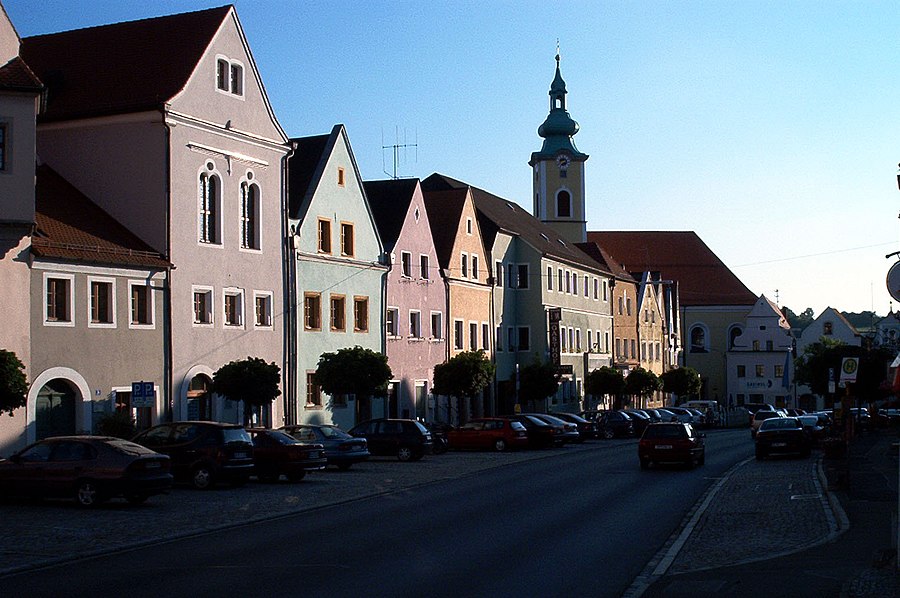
left=281, top=424, right=370, bottom=470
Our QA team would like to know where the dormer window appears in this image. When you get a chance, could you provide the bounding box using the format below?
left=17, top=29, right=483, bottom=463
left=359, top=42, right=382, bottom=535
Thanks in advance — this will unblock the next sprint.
left=216, top=56, right=244, bottom=97
left=824, top=322, right=833, bottom=335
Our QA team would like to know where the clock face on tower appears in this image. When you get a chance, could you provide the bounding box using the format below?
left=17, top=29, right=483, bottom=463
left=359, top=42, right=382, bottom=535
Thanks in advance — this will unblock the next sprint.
left=556, top=154, right=571, bottom=170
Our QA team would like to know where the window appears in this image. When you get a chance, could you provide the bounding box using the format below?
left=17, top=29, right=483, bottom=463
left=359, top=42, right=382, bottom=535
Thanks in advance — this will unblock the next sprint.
left=193, top=287, right=213, bottom=325
left=466, top=218, right=473, bottom=235
left=306, top=373, right=321, bottom=407
left=630, top=339, right=636, bottom=359
left=558, top=269, right=563, bottom=292
left=482, top=323, right=490, bottom=350
left=823, top=322, right=833, bottom=335
left=216, top=57, right=243, bottom=96
left=752, top=340, right=760, bottom=351
left=626, top=296, right=632, bottom=316
left=454, top=320, right=464, bottom=350
left=729, top=326, right=742, bottom=348
left=386, top=307, right=399, bottom=337
left=199, top=169, right=220, bottom=244
left=618, top=296, right=624, bottom=315
left=469, top=322, right=478, bottom=350
left=755, top=364, right=765, bottom=378
left=584, top=278, right=589, bottom=298
left=570, top=328, right=576, bottom=353
left=573, top=273, right=579, bottom=296
left=508, top=327, right=516, bottom=351
left=603, top=280, right=609, bottom=301
left=593, top=278, right=599, bottom=300
left=461, top=254, right=468, bottom=278
left=775, top=364, right=784, bottom=378
left=495, top=261, right=503, bottom=286
left=354, top=297, right=369, bottom=332
left=330, top=295, right=346, bottom=331
left=737, top=365, right=746, bottom=378
left=517, top=264, right=529, bottom=289
left=420, top=255, right=430, bottom=279
left=472, top=255, right=479, bottom=279
left=561, top=327, right=567, bottom=353
left=431, top=312, right=443, bottom=340
left=556, top=190, right=571, bottom=218
left=409, top=311, right=422, bottom=338
left=317, top=219, right=332, bottom=254
left=45, top=275, right=73, bottom=324
left=547, top=266, right=553, bottom=291
left=304, top=293, right=321, bottom=330
left=0, top=124, right=7, bottom=171
left=337, top=167, right=346, bottom=187
left=401, top=252, right=412, bottom=277
left=240, top=181, right=260, bottom=250
left=496, top=326, right=503, bottom=351
left=89, top=278, right=114, bottom=325
left=224, top=290, right=243, bottom=327
left=341, top=222, right=354, bottom=257
left=587, top=330, right=593, bottom=352
left=616, top=338, right=622, bottom=359
left=575, top=329, right=582, bottom=352
left=254, top=293, right=272, bottom=328
left=517, top=327, right=530, bottom=351
left=130, top=282, right=153, bottom=327
left=766, top=340, right=773, bottom=352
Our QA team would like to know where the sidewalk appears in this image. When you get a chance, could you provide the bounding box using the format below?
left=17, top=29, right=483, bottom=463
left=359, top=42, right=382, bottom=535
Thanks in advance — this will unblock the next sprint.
left=639, top=428, right=900, bottom=597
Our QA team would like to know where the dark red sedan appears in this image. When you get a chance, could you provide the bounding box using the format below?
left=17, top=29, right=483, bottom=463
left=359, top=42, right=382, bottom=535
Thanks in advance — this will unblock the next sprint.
left=247, top=429, right=326, bottom=482
left=638, top=423, right=705, bottom=469
left=447, top=418, right=529, bottom=452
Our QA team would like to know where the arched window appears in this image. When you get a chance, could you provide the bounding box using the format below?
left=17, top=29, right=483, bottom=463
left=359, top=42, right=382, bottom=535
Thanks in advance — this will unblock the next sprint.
left=199, top=164, right=221, bottom=244
left=690, top=325, right=708, bottom=353
left=240, top=180, right=260, bottom=250
left=728, top=325, right=743, bottom=349
left=556, top=190, right=571, bottom=218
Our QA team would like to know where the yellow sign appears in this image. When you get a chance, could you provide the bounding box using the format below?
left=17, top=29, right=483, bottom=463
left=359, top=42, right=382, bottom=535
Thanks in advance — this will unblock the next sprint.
left=840, top=358, right=859, bottom=383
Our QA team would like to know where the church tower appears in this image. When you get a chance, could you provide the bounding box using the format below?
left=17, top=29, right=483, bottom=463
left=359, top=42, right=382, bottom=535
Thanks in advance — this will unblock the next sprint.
left=529, top=50, right=588, bottom=243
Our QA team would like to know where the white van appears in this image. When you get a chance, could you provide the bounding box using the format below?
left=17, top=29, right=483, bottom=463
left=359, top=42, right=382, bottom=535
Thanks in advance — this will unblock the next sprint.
left=683, top=400, right=720, bottom=412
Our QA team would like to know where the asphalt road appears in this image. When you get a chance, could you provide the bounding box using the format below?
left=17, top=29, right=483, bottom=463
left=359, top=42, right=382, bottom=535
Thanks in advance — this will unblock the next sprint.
left=0, top=429, right=754, bottom=598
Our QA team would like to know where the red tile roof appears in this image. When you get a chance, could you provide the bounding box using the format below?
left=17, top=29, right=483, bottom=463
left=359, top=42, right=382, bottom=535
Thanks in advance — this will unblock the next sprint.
left=21, top=6, right=230, bottom=122
left=0, top=56, right=42, bottom=92
left=33, top=165, right=170, bottom=269
left=586, top=231, right=756, bottom=307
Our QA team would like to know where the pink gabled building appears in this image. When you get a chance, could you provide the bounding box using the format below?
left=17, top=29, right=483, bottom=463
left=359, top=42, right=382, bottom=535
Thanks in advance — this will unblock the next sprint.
left=364, top=178, right=445, bottom=422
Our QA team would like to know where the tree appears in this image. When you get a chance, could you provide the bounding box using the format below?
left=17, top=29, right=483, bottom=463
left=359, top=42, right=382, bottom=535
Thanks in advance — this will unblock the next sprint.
left=794, top=338, right=892, bottom=401
left=661, top=367, right=702, bottom=403
left=432, top=350, right=495, bottom=419
left=624, top=367, right=661, bottom=406
left=585, top=366, right=625, bottom=409
left=212, top=356, right=282, bottom=426
left=782, top=306, right=815, bottom=330
left=0, top=349, right=27, bottom=417
left=516, top=358, right=561, bottom=411
left=315, top=346, right=392, bottom=416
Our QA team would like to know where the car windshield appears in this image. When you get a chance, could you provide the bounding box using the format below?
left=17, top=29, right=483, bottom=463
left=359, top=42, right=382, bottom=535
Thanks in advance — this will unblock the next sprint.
left=319, top=425, right=351, bottom=440
left=414, top=421, right=429, bottom=434
left=760, top=418, right=801, bottom=430
left=222, top=428, right=252, bottom=444
left=797, top=416, right=819, bottom=426
left=523, top=415, right=550, bottom=427
left=106, top=439, right=158, bottom=456
left=264, top=430, right=301, bottom=445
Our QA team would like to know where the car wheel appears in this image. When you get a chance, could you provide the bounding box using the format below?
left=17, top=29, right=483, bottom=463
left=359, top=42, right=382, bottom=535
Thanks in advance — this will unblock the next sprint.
left=191, top=465, right=216, bottom=490
left=75, top=480, right=104, bottom=508
left=397, top=446, right=413, bottom=462
left=603, top=428, right=615, bottom=440
left=286, top=471, right=306, bottom=482
left=493, top=438, right=507, bottom=452
left=126, top=494, right=148, bottom=505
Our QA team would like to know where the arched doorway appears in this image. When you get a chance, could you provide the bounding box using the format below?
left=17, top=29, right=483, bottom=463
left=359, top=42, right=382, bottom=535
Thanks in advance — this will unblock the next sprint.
left=187, top=374, right=213, bottom=421
left=35, top=379, right=77, bottom=440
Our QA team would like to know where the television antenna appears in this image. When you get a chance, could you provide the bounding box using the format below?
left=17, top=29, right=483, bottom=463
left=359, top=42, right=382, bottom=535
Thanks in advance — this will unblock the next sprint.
left=382, top=126, right=417, bottom=179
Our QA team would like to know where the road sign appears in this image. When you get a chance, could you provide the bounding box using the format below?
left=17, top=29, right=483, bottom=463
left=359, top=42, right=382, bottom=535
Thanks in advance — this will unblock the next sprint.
left=839, top=358, right=859, bottom=383
left=131, top=381, right=156, bottom=408
left=887, top=261, right=900, bottom=302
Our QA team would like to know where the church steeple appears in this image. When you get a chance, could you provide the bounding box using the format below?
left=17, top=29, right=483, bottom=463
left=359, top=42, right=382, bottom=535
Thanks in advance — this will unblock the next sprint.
left=530, top=48, right=588, bottom=244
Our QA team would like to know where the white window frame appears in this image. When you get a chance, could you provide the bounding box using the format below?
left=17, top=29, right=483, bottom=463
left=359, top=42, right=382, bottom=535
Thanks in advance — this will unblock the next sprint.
left=400, top=251, right=412, bottom=278
left=561, top=326, right=568, bottom=353
left=198, top=162, right=223, bottom=247
left=409, top=310, right=422, bottom=339
left=430, top=311, right=443, bottom=341
left=481, top=322, right=490, bottom=351
left=43, top=272, right=75, bottom=327
left=461, top=253, right=468, bottom=278
left=386, top=306, right=400, bottom=337
left=466, top=217, right=473, bottom=235
left=469, top=321, right=478, bottom=351
left=547, top=265, right=553, bottom=291
left=214, top=54, right=245, bottom=98
left=471, top=254, right=479, bottom=280
left=239, top=175, right=262, bottom=252
left=87, top=276, right=117, bottom=329
left=454, top=319, right=464, bottom=350
left=253, top=290, right=274, bottom=329
left=223, top=288, right=245, bottom=329
left=128, top=280, right=156, bottom=329
left=420, top=254, right=430, bottom=280
left=192, top=285, right=214, bottom=327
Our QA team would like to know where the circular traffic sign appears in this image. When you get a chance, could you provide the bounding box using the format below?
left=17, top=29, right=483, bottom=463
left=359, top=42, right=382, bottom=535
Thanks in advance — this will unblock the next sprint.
left=887, top=261, right=900, bottom=302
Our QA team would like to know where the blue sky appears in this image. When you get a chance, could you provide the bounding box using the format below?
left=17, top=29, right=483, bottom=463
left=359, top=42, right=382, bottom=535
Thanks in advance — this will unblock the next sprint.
left=8, top=0, right=900, bottom=318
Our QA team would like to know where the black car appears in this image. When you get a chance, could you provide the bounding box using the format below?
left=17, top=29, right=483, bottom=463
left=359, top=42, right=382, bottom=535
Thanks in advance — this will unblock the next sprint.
left=755, top=417, right=811, bottom=459
left=597, top=410, right=633, bottom=439
left=347, top=418, right=433, bottom=461
left=281, top=424, right=370, bottom=470
left=549, top=411, right=597, bottom=440
left=247, top=429, right=327, bottom=482
left=133, top=421, right=254, bottom=489
left=639, top=423, right=705, bottom=469
left=623, top=409, right=652, bottom=436
left=523, top=413, right=580, bottom=445
left=0, top=436, right=172, bottom=507
left=501, top=414, right=556, bottom=449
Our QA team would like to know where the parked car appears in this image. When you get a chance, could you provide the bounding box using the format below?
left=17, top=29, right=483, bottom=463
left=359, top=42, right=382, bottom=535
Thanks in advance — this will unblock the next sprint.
left=0, top=436, right=172, bottom=507
left=849, top=408, right=872, bottom=430
left=132, top=421, right=254, bottom=489
left=549, top=411, right=597, bottom=440
left=743, top=402, right=776, bottom=425
left=447, top=418, right=529, bottom=451
left=652, top=408, right=680, bottom=423
left=750, top=410, right=783, bottom=438
left=785, top=408, right=807, bottom=417
left=638, top=423, right=705, bottom=469
left=663, top=406, right=695, bottom=424
left=281, top=424, right=370, bottom=470
left=501, top=414, right=556, bottom=449
left=622, top=409, right=652, bottom=436
left=796, top=414, right=828, bottom=445
left=597, top=410, right=634, bottom=439
left=347, top=418, right=433, bottom=461
left=641, top=408, right=667, bottom=423
left=247, top=429, right=326, bottom=482
left=755, top=416, right=811, bottom=459
left=684, top=407, right=707, bottom=427
left=523, top=413, right=580, bottom=445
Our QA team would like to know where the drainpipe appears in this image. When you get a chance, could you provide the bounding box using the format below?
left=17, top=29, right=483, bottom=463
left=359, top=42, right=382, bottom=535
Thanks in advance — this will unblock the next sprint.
left=282, top=141, right=297, bottom=425
left=162, top=114, right=174, bottom=423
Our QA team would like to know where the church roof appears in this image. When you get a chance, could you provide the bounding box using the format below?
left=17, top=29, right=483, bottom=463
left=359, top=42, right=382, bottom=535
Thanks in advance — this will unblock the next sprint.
left=586, top=231, right=757, bottom=307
